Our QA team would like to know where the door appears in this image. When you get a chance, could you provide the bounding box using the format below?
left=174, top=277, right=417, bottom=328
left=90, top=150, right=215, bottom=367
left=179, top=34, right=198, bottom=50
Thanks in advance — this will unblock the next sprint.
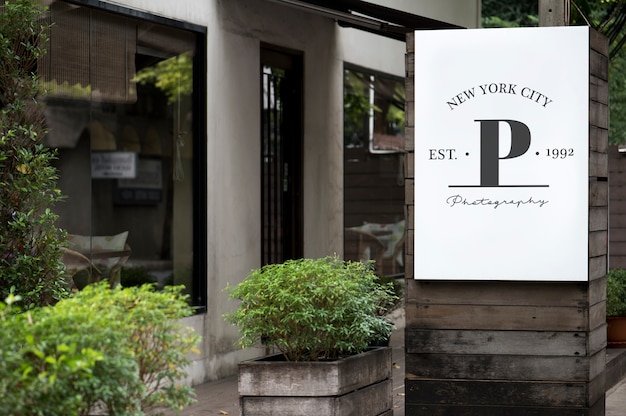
left=260, top=46, right=303, bottom=265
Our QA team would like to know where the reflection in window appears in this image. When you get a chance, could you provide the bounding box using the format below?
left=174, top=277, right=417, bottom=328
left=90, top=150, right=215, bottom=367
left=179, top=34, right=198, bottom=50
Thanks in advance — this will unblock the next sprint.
left=41, top=2, right=204, bottom=307
left=343, top=67, right=406, bottom=277
left=344, top=68, right=405, bottom=153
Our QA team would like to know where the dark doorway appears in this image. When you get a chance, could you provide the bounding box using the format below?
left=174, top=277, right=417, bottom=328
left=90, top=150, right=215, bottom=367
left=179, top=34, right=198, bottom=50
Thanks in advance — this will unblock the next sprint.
left=260, top=46, right=304, bottom=265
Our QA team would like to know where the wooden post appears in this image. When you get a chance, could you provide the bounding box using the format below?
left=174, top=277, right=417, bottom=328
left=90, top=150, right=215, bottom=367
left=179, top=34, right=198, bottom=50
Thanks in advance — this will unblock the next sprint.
left=404, top=28, right=609, bottom=415
left=539, top=0, right=570, bottom=26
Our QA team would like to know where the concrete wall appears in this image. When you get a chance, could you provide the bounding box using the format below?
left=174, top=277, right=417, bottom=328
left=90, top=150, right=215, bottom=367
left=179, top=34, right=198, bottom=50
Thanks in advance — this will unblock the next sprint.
left=99, top=0, right=480, bottom=384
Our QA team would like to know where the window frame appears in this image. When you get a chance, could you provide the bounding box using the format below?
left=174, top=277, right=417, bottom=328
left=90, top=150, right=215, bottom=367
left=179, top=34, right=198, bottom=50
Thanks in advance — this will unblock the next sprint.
left=55, top=0, right=208, bottom=311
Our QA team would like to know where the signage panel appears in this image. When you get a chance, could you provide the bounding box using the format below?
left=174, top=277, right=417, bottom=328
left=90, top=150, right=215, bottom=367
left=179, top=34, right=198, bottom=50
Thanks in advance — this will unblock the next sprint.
left=91, top=151, right=137, bottom=179
left=413, top=26, right=589, bottom=281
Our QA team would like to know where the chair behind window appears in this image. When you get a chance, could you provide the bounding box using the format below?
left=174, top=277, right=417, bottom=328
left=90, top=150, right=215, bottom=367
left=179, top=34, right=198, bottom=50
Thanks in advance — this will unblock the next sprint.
left=66, top=232, right=131, bottom=288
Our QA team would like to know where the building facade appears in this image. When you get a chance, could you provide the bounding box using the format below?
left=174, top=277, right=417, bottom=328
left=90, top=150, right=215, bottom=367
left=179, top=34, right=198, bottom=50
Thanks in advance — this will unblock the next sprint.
left=47, top=0, right=480, bottom=384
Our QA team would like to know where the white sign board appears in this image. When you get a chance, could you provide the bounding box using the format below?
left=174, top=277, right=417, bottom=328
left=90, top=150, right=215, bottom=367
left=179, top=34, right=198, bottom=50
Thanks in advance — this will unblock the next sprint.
left=91, top=152, right=137, bottom=179
left=414, top=26, right=589, bottom=281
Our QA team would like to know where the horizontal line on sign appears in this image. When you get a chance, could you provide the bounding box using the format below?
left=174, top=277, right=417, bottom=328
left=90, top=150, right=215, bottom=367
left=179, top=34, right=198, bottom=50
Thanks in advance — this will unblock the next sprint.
left=449, top=185, right=550, bottom=188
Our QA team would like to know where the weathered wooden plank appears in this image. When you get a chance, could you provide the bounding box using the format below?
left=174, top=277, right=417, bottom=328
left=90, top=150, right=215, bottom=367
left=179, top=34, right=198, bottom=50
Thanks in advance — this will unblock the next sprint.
left=404, top=178, right=414, bottom=205
left=406, top=303, right=585, bottom=331
left=404, top=77, right=414, bottom=104
left=407, top=205, right=414, bottom=229
left=406, top=329, right=586, bottom=356
left=590, top=349, right=607, bottom=381
left=405, top=53, right=414, bottom=79
left=589, top=125, right=608, bottom=153
left=539, top=0, right=569, bottom=26
left=405, top=31, right=414, bottom=54
left=589, top=101, right=609, bottom=131
left=588, top=375, right=605, bottom=408
left=607, top=186, right=626, bottom=201
left=589, top=76, right=608, bottom=105
left=590, top=27, right=609, bottom=57
left=608, top=228, right=626, bottom=243
left=589, top=230, right=608, bottom=257
left=241, top=379, right=392, bottom=416
left=590, top=48, right=609, bottom=81
left=344, top=188, right=403, bottom=202
left=406, top=229, right=413, bottom=256
left=589, top=150, right=608, bottom=177
left=609, top=205, right=626, bottom=224
left=407, top=281, right=588, bottom=306
left=405, top=100, right=414, bottom=129
left=588, top=323, right=607, bottom=355
left=609, top=215, right=626, bottom=231
left=344, top=160, right=405, bottom=176
left=589, top=180, right=608, bottom=206
left=589, top=206, right=607, bottom=231
left=238, top=348, right=391, bottom=397
left=404, top=127, right=414, bottom=151
left=344, top=200, right=403, bottom=216
left=608, top=243, right=626, bottom=261
left=589, top=301, right=606, bottom=332
left=609, top=254, right=626, bottom=270
left=404, top=251, right=413, bottom=270
left=405, top=379, right=588, bottom=407
left=589, top=255, right=607, bottom=280
left=405, top=402, right=604, bottom=416
left=406, top=153, right=415, bottom=178
left=589, top=277, right=606, bottom=307
left=405, top=354, right=590, bottom=381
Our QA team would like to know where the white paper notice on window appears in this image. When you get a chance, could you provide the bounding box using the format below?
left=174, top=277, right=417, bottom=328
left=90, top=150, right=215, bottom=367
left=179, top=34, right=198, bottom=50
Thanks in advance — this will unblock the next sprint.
left=413, top=26, right=589, bottom=281
left=91, top=151, right=137, bottom=179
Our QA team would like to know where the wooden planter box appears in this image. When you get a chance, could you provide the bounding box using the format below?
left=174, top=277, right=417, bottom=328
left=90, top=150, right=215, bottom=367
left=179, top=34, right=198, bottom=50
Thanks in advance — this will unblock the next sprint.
left=238, top=346, right=393, bottom=416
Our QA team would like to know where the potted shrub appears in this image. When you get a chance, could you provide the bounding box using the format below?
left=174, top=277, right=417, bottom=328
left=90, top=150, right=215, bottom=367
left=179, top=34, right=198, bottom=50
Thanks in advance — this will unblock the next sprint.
left=607, top=268, right=626, bottom=347
left=224, top=256, right=397, bottom=416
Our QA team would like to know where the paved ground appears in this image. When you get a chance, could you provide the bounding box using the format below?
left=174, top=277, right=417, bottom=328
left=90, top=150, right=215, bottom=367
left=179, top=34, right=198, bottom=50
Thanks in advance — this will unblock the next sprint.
left=607, top=377, right=626, bottom=416
left=161, top=309, right=626, bottom=416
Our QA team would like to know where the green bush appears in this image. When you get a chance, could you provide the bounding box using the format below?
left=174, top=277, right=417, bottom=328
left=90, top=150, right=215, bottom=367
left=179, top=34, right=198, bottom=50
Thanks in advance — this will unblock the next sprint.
left=0, top=283, right=201, bottom=416
left=0, top=292, right=141, bottom=416
left=607, top=268, right=626, bottom=317
left=224, top=256, right=397, bottom=361
left=0, top=0, right=70, bottom=309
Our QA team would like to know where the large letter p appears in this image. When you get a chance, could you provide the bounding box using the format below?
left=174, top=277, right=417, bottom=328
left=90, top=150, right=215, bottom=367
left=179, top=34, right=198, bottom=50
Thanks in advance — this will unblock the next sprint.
left=476, top=119, right=531, bottom=187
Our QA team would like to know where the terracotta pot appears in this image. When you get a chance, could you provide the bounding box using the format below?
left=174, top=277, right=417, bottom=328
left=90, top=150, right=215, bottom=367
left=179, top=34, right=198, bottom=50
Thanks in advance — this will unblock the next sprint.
left=607, top=316, right=626, bottom=347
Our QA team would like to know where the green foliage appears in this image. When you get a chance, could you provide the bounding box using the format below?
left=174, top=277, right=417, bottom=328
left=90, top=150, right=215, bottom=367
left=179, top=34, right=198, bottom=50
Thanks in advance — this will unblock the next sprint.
left=224, top=256, right=397, bottom=362
left=607, top=268, right=626, bottom=316
left=481, top=0, right=538, bottom=27
left=0, top=290, right=142, bottom=415
left=0, top=0, right=69, bottom=308
left=375, top=275, right=403, bottom=312
left=0, top=283, right=201, bottom=415
left=571, top=0, right=626, bottom=59
left=134, top=52, right=193, bottom=103
left=609, top=49, right=626, bottom=143
left=344, top=69, right=375, bottom=148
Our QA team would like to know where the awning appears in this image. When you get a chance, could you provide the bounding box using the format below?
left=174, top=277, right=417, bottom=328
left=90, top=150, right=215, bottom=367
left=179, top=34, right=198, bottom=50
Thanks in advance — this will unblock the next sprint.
left=265, top=0, right=463, bottom=41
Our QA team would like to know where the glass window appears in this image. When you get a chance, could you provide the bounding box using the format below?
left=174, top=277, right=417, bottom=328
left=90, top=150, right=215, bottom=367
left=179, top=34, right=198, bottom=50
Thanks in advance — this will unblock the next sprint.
left=42, top=2, right=206, bottom=308
left=343, top=66, right=405, bottom=277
